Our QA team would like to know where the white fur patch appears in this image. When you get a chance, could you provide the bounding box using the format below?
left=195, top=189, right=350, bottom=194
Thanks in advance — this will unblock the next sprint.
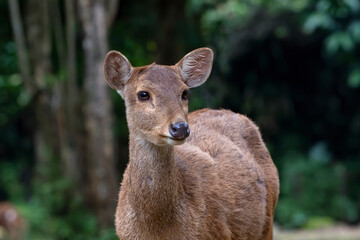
left=165, top=137, right=186, bottom=146
left=117, top=90, right=124, bottom=98
left=4, top=209, right=17, bottom=223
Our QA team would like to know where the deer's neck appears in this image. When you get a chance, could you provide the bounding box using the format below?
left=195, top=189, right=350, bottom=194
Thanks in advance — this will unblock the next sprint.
left=127, top=134, right=183, bottom=224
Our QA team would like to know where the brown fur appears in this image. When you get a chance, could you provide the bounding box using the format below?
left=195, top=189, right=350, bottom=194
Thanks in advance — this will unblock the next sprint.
left=104, top=48, right=279, bottom=240
left=0, top=202, right=26, bottom=240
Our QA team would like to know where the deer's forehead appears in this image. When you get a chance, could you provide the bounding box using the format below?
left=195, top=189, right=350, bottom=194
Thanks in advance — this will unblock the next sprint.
left=135, top=65, right=185, bottom=90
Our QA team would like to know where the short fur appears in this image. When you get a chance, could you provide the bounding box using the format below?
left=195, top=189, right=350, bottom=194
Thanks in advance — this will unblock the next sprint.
left=0, top=202, right=26, bottom=240
left=104, top=48, right=279, bottom=240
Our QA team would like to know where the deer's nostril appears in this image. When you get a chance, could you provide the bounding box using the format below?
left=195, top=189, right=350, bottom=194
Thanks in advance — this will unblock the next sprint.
left=171, top=126, right=177, bottom=133
left=169, top=122, right=190, bottom=140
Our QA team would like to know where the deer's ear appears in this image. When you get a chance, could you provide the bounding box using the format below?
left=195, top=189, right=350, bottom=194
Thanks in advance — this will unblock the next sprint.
left=104, top=50, right=133, bottom=98
left=176, top=48, right=213, bottom=88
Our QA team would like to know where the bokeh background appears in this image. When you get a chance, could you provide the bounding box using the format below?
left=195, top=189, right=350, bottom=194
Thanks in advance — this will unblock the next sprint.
left=1, top=0, right=360, bottom=239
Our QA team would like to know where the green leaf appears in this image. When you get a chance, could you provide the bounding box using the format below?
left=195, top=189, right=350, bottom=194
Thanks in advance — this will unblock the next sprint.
left=17, top=89, right=31, bottom=106
left=303, top=12, right=335, bottom=33
left=309, top=142, right=331, bottom=164
left=325, top=31, right=354, bottom=53
left=348, top=68, right=360, bottom=88
left=348, top=21, right=360, bottom=42
left=303, top=216, right=334, bottom=229
left=344, top=0, right=360, bottom=12
left=9, top=74, right=22, bottom=86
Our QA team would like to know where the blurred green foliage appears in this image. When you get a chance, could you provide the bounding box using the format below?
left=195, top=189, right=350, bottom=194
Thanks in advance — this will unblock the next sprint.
left=0, top=1, right=117, bottom=238
left=277, top=144, right=357, bottom=228
left=0, top=0, right=360, bottom=238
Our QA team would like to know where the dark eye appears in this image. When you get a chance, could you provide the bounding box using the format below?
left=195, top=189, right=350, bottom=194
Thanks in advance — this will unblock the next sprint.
left=182, top=90, right=190, bottom=101
left=137, top=91, right=150, bottom=101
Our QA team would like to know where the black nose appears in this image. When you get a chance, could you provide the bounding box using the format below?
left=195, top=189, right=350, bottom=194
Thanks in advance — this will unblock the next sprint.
left=169, top=122, right=190, bottom=140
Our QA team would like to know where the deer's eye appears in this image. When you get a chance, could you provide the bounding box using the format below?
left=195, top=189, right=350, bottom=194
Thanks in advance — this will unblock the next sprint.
left=182, top=90, right=190, bottom=101
left=137, top=91, right=150, bottom=101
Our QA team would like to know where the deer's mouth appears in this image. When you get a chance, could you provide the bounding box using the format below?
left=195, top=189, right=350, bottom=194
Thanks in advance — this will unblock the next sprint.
left=166, top=137, right=186, bottom=145
left=159, top=134, right=187, bottom=145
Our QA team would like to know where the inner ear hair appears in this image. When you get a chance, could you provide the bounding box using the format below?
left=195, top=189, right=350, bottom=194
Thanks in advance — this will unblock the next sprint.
left=104, top=50, right=133, bottom=96
left=176, top=47, right=214, bottom=88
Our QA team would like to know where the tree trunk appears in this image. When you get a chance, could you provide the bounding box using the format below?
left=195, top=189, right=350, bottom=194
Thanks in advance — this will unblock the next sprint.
left=155, top=0, right=185, bottom=64
left=78, top=0, right=118, bottom=229
left=8, top=0, right=33, bottom=94
left=59, top=0, right=84, bottom=192
left=25, top=0, right=60, bottom=179
left=9, top=0, right=119, bottom=230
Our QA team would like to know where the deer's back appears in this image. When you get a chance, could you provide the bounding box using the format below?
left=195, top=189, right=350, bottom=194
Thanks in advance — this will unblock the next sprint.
left=175, top=109, right=279, bottom=239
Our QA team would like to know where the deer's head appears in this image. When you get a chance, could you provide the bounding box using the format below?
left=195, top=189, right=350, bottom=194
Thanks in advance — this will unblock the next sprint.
left=104, top=48, right=213, bottom=146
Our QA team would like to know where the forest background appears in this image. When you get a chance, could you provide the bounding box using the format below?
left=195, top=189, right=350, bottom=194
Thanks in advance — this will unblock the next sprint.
left=0, top=0, right=360, bottom=239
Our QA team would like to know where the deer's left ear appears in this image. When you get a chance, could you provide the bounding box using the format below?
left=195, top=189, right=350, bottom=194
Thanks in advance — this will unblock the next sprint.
left=176, top=47, right=213, bottom=88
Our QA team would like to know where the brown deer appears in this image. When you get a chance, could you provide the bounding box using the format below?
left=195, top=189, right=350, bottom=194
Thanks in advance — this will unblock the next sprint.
left=104, top=48, right=279, bottom=240
left=0, top=202, right=26, bottom=240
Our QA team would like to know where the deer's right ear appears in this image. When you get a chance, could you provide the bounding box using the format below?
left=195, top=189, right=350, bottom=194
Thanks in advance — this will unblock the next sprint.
left=104, top=50, right=133, bottom=98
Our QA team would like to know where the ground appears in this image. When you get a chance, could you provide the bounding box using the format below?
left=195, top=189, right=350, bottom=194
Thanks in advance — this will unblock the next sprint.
left=274, top=224, right=360, bottom=240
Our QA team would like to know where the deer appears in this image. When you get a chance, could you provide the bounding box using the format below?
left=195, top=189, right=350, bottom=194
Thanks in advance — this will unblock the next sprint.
left=0, top=202, right=26, bottom=240
left=104, top=47, right=279, bottom=240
